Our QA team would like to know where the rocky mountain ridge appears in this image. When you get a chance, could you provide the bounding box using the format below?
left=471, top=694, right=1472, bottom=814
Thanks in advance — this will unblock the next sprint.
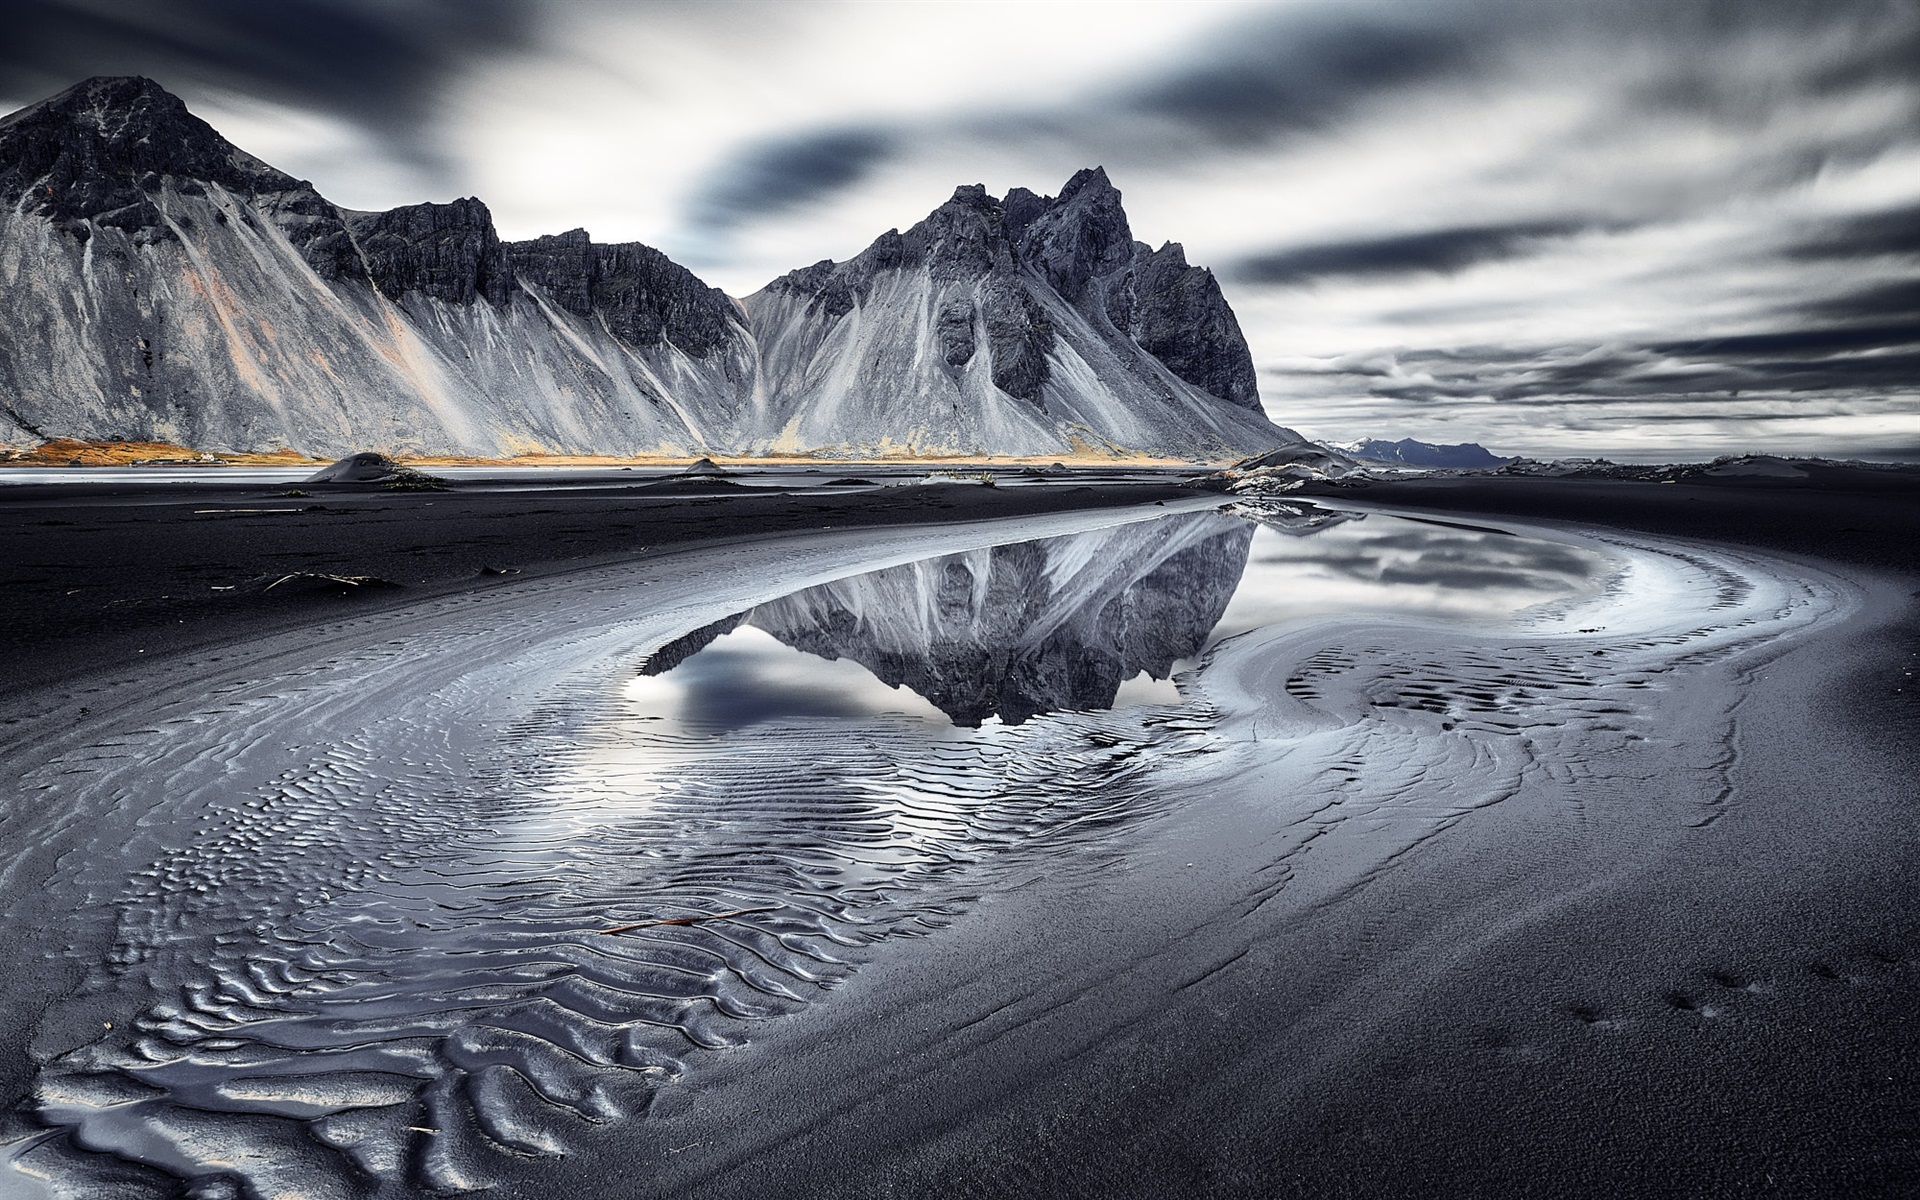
left=744, top=169, right=1285, bottom=456
left=0, top=77, right=1294, bottom=459
left=1337, top=438, right=1515, bottom=468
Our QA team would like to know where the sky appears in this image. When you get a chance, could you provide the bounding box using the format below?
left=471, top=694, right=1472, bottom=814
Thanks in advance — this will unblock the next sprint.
left=3, top=0, right=1918, bottom=461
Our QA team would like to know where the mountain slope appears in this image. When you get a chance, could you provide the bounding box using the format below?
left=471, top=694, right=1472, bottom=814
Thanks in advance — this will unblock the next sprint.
left=0, top=77, right=757, bottom=457
left=745, top=170, right=1293, bottom=458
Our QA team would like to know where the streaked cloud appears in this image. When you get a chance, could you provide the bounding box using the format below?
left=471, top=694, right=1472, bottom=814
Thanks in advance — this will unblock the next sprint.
left=686, top=126, right=897, bottom=241
left=2, top=0, right=1916, bottom=460
left=1233, top=222, right=1603, bottom=283
left=0, top=0, right=533, bottom=171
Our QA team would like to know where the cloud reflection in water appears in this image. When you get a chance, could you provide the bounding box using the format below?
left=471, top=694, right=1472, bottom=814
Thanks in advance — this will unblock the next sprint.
left=632, top=506, right=1609, bottom=732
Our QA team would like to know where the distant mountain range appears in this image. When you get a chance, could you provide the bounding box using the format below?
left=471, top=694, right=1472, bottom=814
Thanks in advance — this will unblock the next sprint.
left=0, top=77, right=1297, bottom=460
left=1337, top=438, right=1514, bottom=468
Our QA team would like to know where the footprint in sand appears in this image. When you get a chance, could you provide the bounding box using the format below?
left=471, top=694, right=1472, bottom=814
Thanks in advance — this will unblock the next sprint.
left=1562, top=1002, right=1624, bottom=1032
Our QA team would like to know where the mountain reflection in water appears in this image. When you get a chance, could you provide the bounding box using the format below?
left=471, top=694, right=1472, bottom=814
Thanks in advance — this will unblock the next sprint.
left=630, top=502, right=1607, bottom=730
left=640, top=514, right=1259, bottom=726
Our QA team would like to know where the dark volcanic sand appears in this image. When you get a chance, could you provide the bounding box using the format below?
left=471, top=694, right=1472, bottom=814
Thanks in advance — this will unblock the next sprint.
left=0, top=472, right=1196, bottom=693
left=2, top=466, right=1917, bottom=1198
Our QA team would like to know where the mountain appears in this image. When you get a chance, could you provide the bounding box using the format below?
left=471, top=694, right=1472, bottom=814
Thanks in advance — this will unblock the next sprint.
left=0, top=77, right=1295, bottom=460
left=0, top=77, right=759, bottom=458
left=744, top=170, right=1293, bottom=457
left=1339, top=438, right=1514, bottom=468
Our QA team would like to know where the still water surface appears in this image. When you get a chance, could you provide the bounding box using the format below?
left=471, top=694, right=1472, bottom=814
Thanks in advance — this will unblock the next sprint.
left=626, top=504, right=1609, bottom=732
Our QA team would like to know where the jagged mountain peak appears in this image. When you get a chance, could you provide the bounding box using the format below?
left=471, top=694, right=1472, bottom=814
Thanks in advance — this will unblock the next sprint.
left=742, top=167, right=1288, bottom=453
left=502, top=231, right=745, bottom=357
left=0, top=73, right=362, bottom=284
left=345, top=197, right=508, bottom=306
left=1059, top=164, right=1116, bottom=199
left=6, top=75, right=194, bottom=139
left=0, top=76, right=762, bottom=457
left=767, top=168, right=1139, bottom=308
left=751, top=168, right=1264, bottom=417
left=365, top=195, right=497, bottom=224
left=1019, top=168, right=1136, bottom=302
left=0, top=76, right=302, bottom=222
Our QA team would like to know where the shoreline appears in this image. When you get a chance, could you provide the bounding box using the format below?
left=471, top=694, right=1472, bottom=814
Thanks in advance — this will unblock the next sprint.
left=570, top=483, right=1920, bottom=1200
left=0, top=472, right=1207, bottom=696
left=1301, top=463, right=1920, bottom=575
left=0, top=438, right=1229, bottom=470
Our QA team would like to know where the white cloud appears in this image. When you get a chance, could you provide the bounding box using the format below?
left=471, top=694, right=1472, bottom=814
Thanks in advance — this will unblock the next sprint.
left=187, top=90, right=444, bottom=208
left=441, top=0, right=1271, bottom=255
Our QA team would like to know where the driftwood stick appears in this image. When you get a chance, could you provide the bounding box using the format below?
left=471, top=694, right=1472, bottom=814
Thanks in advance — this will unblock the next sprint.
left=597, top=906, right=777, bottom=935
left=264, top=572, right=395, bottom=591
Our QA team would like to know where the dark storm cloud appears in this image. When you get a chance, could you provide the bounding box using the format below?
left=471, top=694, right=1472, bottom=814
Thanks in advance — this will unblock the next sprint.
left=1628, top=0, right=1920, bottom=106
left=1784, top=203, right=1920, bottom=260
left=679, top=0, right=1920, bottom=269
left=687, top=127, right=897, bottom=232
left=1742, top=351, right=1920, bottom=385
left=1653, top=325, right=1920, bottom=357
left=1798, top=2, right=1920, bottom=91
left=1501, top=339, right=1920, bottom=396
left=1142, top=0, right=1920, bottom=159
left=1120, top=6, right=1480, bottom=143
left=1232, top=221, right=1596, bottom=284
left=0, top=0, right=534, bottom=152
left=1272, top=307, right=1920, bottom=414
left=1604, top=278, right=1920, bottom=396
left=1803, top=279, right=1920, bottom=321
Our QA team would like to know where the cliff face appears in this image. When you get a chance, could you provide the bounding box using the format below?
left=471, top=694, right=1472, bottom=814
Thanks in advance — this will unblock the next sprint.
left=1013, top=171, right=1259, bottom=411
left=0, top=78, right=1293, bottom=459
left=746, top=169, right=1290, bottom=458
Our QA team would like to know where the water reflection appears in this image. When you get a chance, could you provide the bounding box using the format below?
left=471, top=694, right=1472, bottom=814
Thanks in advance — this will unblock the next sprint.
left=632, top=503, right=1610, bottom=729
left=1210, top=508, right=1610, bottom=643
left=632, top=625, right=947, bottom=731
left=635, top=513, right=1257, bottom=727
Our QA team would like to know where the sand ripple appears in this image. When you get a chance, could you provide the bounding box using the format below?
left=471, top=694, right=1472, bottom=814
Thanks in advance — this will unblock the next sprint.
left=0, top=507, right=1843, bottom=1197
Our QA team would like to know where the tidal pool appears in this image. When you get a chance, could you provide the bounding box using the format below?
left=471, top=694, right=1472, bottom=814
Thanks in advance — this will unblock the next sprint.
left=621, top=504, right=1611, bottom=733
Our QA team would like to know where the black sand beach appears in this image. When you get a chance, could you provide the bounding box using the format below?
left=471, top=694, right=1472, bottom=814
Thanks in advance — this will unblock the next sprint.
left=1, top=466, right=1916, bottom=1198
left=0, top=470, right=1197, bottom=693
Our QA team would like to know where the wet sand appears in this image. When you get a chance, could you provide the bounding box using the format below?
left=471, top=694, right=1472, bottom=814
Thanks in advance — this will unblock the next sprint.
left=1, top=466, right=1916, bottom=1197
left=556, top=472, right=1920, bottom=1200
